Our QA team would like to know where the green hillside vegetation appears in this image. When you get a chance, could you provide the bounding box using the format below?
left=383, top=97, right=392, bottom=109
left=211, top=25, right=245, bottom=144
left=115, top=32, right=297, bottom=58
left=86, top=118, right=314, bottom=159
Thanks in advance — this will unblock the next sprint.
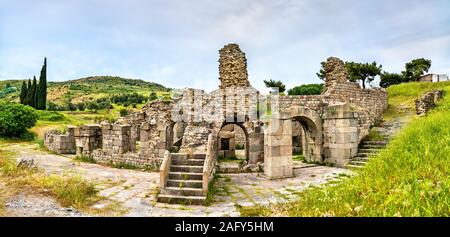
left=0, top=76, right=170, bottom=105
left=241, top=81, right=450, bottom=217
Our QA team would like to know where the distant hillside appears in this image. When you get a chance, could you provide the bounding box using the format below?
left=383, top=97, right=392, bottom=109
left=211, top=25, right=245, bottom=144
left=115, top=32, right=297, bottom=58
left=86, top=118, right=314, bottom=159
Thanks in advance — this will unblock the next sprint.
left=0, top=76, right=170, bottom=104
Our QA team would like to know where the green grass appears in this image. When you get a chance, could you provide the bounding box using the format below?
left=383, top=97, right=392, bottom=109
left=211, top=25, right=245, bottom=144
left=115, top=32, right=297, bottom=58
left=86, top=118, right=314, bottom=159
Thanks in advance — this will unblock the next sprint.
left=241, top=82, right=450, bottom=217
left=73, top=155, right=97, bottom=164
left=292, top=154, right=305, bottom=161
left=0, top=147, right=100, bottom=210
left=383, top=81, right=450, bottom=120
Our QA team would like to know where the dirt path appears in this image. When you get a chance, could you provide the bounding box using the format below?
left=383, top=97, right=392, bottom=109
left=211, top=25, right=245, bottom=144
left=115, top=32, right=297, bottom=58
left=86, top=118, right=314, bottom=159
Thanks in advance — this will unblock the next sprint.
left=1, top=142, right=352, bottom=216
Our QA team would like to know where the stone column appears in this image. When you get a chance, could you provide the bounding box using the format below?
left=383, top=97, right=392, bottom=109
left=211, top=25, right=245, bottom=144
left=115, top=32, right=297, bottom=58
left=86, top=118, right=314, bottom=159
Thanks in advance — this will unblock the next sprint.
left=322, top=103, right=358, bottom=167
left=248, top=132, right=264, bottom=164
left=264, top=119, right=293, bottom=179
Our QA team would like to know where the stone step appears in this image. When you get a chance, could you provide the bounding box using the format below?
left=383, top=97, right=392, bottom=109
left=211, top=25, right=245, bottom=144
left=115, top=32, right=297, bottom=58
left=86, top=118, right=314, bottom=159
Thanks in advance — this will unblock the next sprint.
left=171, top=158, right=205, bottom=166
left=352, top=157, right=370, bottom=162
left=360, top=144, right=385, bottom=149
left=355, top=152, right=372, bottom=157
left=169, top=172, right=203, bottom=181
left=192, top=153, right=206, bottom=160
left=349, top=160, right=366, bottom=166
left=362, top=141, right=388, bottom=145
left=358, top=148, right=379, bottom=153
left=171, top=153, right=188, bottom=159
left=164, top=187, right=204, bottom=196
left=167, top=179, right=203, bottom=189
left=170, top=165, right=203, bottom=173
left=347, top=164, right=363, bottom=169
left=157, top=194, right=206, bottom=205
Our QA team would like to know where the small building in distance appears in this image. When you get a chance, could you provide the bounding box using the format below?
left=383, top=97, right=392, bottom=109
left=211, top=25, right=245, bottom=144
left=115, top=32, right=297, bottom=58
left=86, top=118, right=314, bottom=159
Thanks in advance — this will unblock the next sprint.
left=419, top=74, right=449, bottom=82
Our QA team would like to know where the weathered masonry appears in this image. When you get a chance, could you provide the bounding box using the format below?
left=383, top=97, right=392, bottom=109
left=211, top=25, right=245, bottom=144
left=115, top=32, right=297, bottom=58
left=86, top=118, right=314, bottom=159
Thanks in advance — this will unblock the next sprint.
left=45, top=43, right=387, bottom=204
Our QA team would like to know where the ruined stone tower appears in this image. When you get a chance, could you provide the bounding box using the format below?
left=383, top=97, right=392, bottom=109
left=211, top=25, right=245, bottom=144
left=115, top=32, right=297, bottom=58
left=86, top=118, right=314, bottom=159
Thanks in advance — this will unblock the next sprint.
left=324, top=57, right=349, bottom=87
left=218, top=44, right=250, bottom=89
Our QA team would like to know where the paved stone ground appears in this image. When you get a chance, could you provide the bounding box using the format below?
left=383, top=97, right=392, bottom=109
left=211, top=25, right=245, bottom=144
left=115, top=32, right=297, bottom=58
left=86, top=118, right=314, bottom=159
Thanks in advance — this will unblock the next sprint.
left=1, top=142, right=352, bottom=217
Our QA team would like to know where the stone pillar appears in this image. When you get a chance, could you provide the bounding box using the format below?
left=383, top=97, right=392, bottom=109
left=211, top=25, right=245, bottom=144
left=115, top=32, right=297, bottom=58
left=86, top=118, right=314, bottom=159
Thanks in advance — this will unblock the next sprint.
left=322, top=103, right=358, bottom=167
left=264, top=119, right=293, bottom=179
left=112, top=124, right=131, bottom=154
left=248, top=132, right=264, bottom=164
left=74, top=124, right=102, bottom=157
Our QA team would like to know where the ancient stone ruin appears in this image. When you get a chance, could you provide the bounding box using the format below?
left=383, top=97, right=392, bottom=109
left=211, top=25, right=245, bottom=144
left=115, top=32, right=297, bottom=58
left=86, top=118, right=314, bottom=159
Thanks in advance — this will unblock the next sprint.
left=415, top=90, right=444, bottom=116
left=44, top=43, right=388, bottom=205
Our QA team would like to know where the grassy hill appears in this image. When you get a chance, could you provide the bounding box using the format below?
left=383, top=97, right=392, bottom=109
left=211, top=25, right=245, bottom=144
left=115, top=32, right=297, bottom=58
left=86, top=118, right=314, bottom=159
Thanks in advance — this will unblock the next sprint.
left=241, top=81, right=450, bottom=217
left=0, top=76, right=170, bottom=104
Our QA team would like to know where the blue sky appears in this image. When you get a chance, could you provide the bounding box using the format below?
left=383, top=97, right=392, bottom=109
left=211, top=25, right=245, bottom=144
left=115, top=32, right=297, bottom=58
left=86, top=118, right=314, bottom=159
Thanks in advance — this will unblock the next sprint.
left=1, top=0, right=449, bottom=92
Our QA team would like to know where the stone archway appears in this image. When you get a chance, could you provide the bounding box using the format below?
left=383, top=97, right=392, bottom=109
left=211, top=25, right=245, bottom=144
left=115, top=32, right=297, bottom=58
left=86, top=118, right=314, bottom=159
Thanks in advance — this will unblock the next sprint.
left=263, top=106, right=323, bottom=179
left=217, top=122, right=249, bottom=162
left=290, top=106, right=323, bottom=164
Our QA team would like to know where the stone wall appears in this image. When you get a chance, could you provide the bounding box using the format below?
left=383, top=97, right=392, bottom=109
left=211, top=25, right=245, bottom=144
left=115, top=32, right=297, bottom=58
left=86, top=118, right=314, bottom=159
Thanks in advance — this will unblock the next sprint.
left=74, top=124, right=102, bottom=157
left=44, top=126, right=76, bottom=154
left=322, top=103, right=359, bottom=167
left=415, top=90, right=444, bottom=115
left=323, top=81, right=387, bottom=140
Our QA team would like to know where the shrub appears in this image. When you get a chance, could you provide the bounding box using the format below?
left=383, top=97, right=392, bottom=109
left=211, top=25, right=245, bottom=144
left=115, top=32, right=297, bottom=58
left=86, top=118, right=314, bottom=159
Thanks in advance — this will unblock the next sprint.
left=119, top=108, right=129, bottom=117
left=288, top=84, right=324, bottom=95
left=36, top=110, right=66, bottom=121
left=0, top=102, right=38, bottom=137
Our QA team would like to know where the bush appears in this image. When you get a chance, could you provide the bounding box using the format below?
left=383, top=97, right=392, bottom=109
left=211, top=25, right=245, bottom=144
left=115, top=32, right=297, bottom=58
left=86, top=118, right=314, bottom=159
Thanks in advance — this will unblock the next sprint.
left=288, top=84, right=324, bottom=95
left=47, top=101, right=65, bottom=111
left=0, top=102, right=38, bottom=137
left=119, top=108, right=129, bottom=117
left=36, top=110, right=66, bottom=121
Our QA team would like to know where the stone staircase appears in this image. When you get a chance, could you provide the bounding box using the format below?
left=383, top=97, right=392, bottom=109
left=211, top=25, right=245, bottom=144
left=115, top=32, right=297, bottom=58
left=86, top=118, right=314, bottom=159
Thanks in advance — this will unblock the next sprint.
left=347, top=140, right=388, bottom=169
left=157, top=153, right=207, bottom=205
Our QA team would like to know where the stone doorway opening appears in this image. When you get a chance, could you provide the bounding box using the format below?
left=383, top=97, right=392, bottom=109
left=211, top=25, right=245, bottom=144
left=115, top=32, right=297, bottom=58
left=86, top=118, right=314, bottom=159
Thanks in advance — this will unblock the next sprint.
left=292, top=120, right=305, bottom=164
left=217, top=123, right=249, bottom=164
left=166, top=122, right=187, bottom=153
left=292, top=116, right=322, bottom=164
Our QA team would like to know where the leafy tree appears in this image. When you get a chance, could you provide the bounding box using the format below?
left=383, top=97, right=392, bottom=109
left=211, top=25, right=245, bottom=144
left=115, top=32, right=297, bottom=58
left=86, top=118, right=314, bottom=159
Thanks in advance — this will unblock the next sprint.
left=86, top=101, right=100, bottom=111
left=36, top=57, right=47, bottom=110
left=402, top=58, right=432, bottom=82
left=65, top=102, right=77, bottom=111
left=47, top=101, right=60, bottom=111
left=346, top=61, right=382, bottom=89
left=379, top=72, right=404, bottom=88
left=0, top=102, right=38, bottom=137
left=288, top=84, right=324, bottom=95
left=316, top=61, right=327, bottom=81
left=20, top=81, right=28, bottom=104
left=75, top=102, right=86, bottom=111
left=263, top=79, right=286, bottom=93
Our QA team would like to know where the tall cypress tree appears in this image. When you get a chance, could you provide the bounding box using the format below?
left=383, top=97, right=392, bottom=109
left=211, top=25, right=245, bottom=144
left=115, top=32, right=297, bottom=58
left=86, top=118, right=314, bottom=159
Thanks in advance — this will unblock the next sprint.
left=30, top=76, right=37, bottom=108
left=37, top=57, right=47, bottom=110
left=25, top=79, right=32, bottom=106
left=20, top=81, right=28, bottom=105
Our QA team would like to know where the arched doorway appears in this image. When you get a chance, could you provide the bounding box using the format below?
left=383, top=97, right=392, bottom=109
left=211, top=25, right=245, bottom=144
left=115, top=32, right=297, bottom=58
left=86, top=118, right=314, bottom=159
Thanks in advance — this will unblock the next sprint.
left=292, top=120, right=304, bottom=162
left=292, top=115, right=322, bottom=164
left=217, top=123, right=249, bottom=163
